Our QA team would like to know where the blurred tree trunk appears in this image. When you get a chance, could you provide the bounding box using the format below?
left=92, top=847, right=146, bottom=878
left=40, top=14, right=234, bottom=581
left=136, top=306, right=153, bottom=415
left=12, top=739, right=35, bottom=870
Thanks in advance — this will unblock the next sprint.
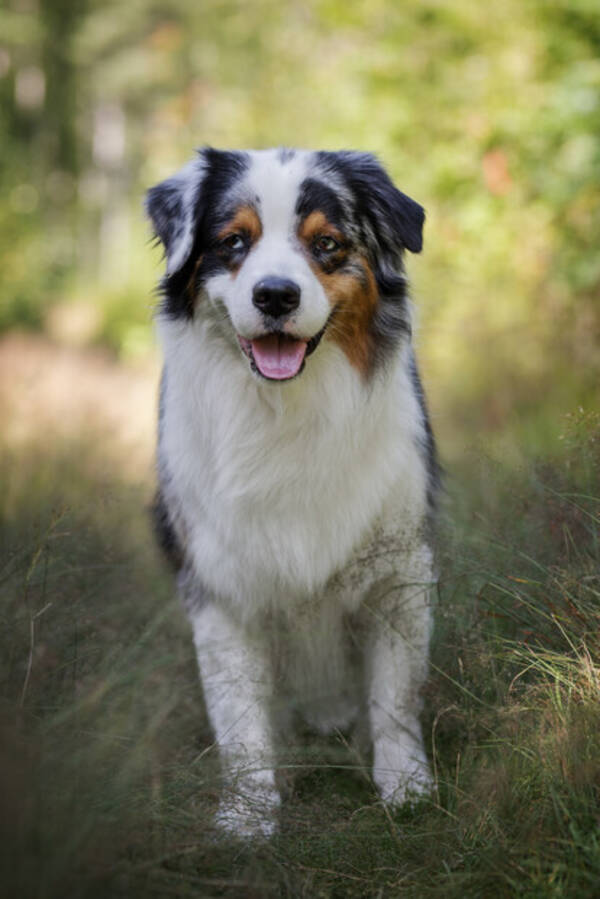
left=39, top=0, right=85, bottom=176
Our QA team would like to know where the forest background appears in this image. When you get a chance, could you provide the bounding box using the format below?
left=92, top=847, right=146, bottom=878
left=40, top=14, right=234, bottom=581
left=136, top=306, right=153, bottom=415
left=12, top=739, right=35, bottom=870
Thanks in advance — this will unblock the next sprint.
left=2, top=0, right=599, bottom=443
left=1, top=1, right=599, bottom=897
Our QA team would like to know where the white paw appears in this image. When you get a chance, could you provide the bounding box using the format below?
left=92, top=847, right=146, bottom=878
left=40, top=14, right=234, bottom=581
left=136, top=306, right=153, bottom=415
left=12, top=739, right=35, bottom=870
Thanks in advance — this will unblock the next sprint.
left=375, top=762, right=433, bottom=806
left=372, top=739, right=433, bottom=806
left=214, top=789, right=280, bottom=839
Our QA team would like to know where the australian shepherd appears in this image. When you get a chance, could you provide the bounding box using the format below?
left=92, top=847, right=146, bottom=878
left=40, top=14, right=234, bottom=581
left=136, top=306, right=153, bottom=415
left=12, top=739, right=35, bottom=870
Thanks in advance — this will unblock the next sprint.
left=146, top=148, right=439, bottom=837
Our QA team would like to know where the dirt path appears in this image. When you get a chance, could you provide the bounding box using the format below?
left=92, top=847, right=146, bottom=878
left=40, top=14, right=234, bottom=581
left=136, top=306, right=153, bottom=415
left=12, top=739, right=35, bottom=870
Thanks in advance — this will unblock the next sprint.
left=0, top=333, right=160, bottom=481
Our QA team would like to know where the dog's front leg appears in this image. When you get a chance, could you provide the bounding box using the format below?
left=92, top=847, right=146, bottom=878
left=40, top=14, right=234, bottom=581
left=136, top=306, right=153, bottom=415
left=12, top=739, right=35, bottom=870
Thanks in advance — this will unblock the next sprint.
left=190, top=602, right=279, bottom=838
left=367, top=552, right=434, bottom=807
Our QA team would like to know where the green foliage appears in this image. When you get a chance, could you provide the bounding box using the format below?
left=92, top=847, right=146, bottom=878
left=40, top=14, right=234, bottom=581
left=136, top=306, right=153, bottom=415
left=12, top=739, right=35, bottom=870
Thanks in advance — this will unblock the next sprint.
left=0, top=0, right=598, bottom=440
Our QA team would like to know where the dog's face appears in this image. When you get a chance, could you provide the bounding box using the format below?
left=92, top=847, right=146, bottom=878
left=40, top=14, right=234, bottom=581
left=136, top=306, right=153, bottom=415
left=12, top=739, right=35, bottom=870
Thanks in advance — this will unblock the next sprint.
left=147, top=148, right=424, bottom=380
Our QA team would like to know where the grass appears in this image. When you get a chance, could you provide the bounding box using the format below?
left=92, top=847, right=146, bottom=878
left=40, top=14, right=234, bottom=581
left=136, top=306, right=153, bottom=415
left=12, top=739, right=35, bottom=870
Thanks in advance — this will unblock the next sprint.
left=1, top=413, right=599, bottom=898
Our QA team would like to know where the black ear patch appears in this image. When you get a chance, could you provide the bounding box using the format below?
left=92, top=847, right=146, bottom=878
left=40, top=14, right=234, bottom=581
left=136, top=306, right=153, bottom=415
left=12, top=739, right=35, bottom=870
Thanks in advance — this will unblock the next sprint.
left=319, top=151, right=425, bottom=254
left=146, top=157, right=206, bottom=276
left=146, top=149, right=251, bottom=279
left=146, top=181, right=184, bottom=256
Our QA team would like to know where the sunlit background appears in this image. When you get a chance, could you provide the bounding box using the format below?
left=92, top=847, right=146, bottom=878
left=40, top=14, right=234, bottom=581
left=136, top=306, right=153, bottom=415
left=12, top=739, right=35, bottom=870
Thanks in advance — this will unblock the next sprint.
left=1, top=0, right=598, bottom=464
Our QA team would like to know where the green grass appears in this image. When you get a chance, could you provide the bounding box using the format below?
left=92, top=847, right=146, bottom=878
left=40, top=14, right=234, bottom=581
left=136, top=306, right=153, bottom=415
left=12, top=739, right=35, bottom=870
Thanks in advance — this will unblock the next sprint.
left=1, top=416, right=599, bottom=898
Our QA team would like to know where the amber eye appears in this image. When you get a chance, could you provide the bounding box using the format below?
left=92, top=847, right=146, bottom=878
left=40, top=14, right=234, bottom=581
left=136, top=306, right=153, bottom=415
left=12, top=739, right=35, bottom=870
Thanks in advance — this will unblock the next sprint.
left=221, top=233, right=246, bottom=252
left=314, top=235, right=339, bottom=253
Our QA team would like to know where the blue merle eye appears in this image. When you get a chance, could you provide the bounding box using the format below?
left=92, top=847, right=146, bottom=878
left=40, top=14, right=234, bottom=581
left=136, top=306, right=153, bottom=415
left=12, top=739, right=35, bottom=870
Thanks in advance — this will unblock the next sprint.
left=314, top=235, right=339, bottom=253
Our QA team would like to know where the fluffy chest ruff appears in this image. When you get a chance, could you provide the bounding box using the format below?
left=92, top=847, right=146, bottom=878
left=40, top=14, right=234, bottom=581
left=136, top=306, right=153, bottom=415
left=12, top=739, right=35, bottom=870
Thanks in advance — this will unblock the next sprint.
left=147, top=147, right=439, bottom=837
left=158, top=314, right=428, bottom=609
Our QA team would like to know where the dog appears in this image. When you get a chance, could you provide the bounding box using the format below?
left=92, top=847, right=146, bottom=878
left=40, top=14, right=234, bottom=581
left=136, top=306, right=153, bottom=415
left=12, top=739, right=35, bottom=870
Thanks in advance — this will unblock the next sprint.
left=147, top=147, right=439, bottom=837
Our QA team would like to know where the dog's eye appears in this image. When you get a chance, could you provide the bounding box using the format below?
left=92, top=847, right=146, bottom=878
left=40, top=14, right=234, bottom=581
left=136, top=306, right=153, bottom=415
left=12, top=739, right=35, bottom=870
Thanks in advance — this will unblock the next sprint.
left=221, top=233, right=246, bottom=252
left=314, top=235, right=339, bottom=254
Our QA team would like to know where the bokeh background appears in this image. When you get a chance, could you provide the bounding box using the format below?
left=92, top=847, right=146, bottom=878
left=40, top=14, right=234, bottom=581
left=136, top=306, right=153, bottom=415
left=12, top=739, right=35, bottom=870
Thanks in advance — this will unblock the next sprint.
left=1, top=2, right=599, bottom=896
left=2, top=0, right=599, bottom=454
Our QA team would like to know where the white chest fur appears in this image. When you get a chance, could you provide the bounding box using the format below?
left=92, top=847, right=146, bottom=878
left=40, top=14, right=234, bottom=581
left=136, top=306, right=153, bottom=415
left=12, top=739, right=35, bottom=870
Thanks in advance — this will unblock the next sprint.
left=157, top=315, right=427, bottom=612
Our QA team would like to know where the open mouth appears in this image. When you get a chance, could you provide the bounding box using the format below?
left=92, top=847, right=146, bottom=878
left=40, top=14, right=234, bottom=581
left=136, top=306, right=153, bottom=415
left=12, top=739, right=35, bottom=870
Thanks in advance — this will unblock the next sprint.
left=238, top=326, right=326, bottom=381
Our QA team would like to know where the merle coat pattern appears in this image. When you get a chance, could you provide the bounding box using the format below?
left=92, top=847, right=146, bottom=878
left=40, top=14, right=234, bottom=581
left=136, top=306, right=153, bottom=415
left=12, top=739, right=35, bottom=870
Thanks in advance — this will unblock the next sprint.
left=147, top=147, right=438, bottom=837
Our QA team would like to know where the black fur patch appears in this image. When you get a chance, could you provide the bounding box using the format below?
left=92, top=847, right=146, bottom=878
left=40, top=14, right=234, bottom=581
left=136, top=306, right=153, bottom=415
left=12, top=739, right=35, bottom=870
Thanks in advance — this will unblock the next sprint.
left=408, top=351, right=441, bottom=513
left=146, top=181, right=188, bottom=261
left=296, top=177, right=347, bottom=229
left=317, top=151, right=424, bottom=254
left=150, top=148, right=250, bottom=320
left=152, top=489, right=183, bottom=571
left=154, top=370, right=184, bottom=569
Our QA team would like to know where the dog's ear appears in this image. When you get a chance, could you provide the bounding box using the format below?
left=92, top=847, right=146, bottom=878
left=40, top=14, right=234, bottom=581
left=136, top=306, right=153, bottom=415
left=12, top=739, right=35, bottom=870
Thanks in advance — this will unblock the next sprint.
left=146, top=155, right=206, bottom=276
left=334, top=151, right=424, bottom=255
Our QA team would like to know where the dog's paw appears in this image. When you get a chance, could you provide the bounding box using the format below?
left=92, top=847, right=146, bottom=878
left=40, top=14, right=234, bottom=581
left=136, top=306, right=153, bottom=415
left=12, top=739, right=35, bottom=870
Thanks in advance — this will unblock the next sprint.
left=214, top=788, right=281, bottom=840
left=374, top=760, right=433, bottom=807
left=372, top=736, right=433, bottom=807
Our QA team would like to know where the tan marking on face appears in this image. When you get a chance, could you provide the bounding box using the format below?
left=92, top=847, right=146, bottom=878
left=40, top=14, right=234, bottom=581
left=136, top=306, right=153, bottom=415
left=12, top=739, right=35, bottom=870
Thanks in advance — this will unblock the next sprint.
left=317, top=257, right=379, bottom=376
left=217, top=205, right=262, bottom=244
left=298, top=211, right=345, bottom=247
left=298, top=211, right=378, bottom=375
left=217, top=205, right=263, bottom=276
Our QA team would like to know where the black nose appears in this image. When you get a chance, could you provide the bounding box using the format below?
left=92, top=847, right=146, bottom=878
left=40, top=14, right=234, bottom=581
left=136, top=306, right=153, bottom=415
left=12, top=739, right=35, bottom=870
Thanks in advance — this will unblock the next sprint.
left=252, top=277, right=301, bottom=318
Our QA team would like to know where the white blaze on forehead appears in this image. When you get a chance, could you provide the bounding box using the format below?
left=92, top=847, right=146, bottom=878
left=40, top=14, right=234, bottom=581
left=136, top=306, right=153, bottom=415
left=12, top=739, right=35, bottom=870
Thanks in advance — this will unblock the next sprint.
left=244, top=149, right=312, bottom=236
left=210, top=148, right=331, bottom=343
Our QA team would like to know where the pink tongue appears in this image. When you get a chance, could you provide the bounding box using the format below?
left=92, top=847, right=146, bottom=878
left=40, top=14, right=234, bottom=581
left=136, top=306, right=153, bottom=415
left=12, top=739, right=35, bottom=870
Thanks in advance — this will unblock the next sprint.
left=251, top=334, right=308, bottom=380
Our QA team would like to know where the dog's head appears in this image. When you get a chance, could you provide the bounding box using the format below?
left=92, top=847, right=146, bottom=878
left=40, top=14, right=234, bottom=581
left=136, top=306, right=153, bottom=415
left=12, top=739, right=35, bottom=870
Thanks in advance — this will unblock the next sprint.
left=147, top=148, right=424, bottom=380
